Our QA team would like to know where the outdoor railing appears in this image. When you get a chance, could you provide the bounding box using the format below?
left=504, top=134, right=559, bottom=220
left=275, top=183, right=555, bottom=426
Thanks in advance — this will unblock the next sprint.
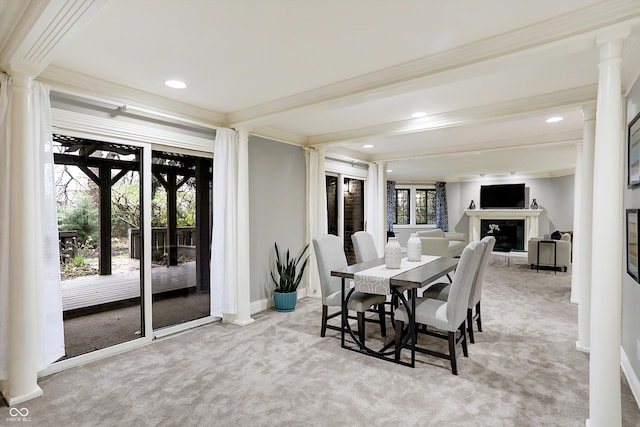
left=129, top=227, right=197, bottom=259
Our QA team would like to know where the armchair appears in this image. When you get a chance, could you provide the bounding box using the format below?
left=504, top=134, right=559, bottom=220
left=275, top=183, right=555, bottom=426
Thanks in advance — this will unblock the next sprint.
left=527, top=233, right=571, bottom=272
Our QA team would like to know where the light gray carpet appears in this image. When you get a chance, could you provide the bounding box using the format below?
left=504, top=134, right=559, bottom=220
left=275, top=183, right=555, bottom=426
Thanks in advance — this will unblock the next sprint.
left=2, top=254, right=639, bottom=426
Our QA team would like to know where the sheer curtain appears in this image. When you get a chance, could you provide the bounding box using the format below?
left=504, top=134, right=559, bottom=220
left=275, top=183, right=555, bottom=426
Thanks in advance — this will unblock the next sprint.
left=211, top=128, right=238, bottom=318
left=0, top=76, right=65, bottom=378
left=305, top=147, right=327, bottom=298
left=435, top=181, right=449, bottom=232
left=365, top=163, right=381, bottom=255
left=0, top=73, right=9, bottom=378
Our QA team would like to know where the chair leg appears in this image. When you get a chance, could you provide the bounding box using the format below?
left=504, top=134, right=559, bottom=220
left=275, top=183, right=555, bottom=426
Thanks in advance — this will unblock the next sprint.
left=448, top=331, right=457, bottom=375
left=394, top=320, right=404, bottom=361
left=476, top=301, right=482, bottom=332
left=378, top=304, right=387, bottom=337
left=467, top=307, right=475, bottom=344
left=460, top=323, right=469, bottom=357
left=321, top=305, right=328, bottom=337
left=357, top=311, right=365, bottom=347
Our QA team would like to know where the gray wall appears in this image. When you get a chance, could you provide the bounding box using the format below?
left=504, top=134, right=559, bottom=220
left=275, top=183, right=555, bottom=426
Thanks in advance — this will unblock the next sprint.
left=248, top=136, right=306, bottom=302
left=623, top=77, right=640, bottom=383
left=446, top=176, right=575, bottom=237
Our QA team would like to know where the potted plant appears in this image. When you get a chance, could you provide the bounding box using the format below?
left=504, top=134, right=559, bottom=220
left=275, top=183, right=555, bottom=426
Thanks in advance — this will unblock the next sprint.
left=270, top=242, right=310, bottom=312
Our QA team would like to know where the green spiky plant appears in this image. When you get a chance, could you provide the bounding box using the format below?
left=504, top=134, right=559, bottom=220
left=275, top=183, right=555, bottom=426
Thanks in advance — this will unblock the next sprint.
left=270, top=242, right=310, bottom=293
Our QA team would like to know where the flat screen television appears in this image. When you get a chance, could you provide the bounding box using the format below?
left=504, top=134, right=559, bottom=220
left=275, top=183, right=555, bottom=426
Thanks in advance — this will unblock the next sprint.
left=480, top=183, right=525, bottom=209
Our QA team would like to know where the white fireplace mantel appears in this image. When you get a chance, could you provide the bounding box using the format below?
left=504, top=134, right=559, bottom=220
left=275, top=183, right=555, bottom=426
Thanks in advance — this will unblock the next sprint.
left=465, top=209, right=542, bottom=246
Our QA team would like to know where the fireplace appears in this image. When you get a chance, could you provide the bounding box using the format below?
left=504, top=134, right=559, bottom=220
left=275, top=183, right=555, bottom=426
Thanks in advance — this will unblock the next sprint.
left=480, top=219, right=525, bottom=252
left=466, top=209, right=541, bottom=252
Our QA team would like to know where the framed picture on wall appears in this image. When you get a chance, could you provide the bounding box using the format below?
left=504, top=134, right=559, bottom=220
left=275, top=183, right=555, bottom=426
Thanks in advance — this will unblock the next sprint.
left=627, top=112, right=640, bottom=187
left=626, top=209, right=639, bottom=283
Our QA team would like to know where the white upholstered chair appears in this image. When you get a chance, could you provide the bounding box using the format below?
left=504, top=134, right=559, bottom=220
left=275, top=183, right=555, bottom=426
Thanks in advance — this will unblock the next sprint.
left=527, top=233, right=571, bottom=272
left=422, top=236, right=495, bottom=343
left=351, top=231, right=379, bottom=264
left=394, top=240, right=484, bottom=375
left=313, top=234, right=387, bottom=344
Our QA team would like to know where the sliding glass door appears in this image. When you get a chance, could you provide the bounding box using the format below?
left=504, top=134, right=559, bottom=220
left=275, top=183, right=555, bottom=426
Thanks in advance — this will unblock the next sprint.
left=151, top=150, right=212, bottom=330
left=54, top=135, right=144, bottom=358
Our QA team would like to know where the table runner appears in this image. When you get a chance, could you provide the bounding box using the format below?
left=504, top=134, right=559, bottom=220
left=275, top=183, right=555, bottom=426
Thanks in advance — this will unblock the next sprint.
left=354, top=255, right=439, bottom=295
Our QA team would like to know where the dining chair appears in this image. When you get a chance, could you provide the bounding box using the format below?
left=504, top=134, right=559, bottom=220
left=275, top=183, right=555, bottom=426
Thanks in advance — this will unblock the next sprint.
left=351, top=231, right=409, bottom=322
left=422, top=236, right=495, bottom=343
left=313, top=234, right=387, bottom=344
left=351, top=231, right=379, bottom=263
left=393, top=240, right=484, bottom=375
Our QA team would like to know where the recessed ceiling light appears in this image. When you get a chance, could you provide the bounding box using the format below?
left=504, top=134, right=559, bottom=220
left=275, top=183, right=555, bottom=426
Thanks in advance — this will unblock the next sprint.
left=546, top=116, right=563, bottom=123
left=387, top=169, right=393, bottom=173
left=165, top=79, right=187, bottom=89
left=363, top=144, right=374, bottom=149
left=411, top=111, right=427, bottom=118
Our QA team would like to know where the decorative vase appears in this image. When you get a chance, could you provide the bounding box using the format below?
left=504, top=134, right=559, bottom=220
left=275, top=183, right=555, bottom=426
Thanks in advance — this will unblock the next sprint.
left=468, top=200, right=476, bottom=209
left=406, top=233, right=422, bottom=262
left=385, top=237, right=402, bottom=269
left=530, top=198, right=538, bottom=209
left=273, top=290, right=297, bottom=312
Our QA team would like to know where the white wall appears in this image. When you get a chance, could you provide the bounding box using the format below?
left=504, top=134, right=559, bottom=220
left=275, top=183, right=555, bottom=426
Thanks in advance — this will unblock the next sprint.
left=248, top=136, right=306, bottom=302
left=623, top=76, right=640, bottom=395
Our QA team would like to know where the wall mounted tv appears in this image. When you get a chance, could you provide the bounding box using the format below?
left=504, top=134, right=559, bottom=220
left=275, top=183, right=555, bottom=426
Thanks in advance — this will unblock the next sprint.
left=480, top=183, right=525, bottom=209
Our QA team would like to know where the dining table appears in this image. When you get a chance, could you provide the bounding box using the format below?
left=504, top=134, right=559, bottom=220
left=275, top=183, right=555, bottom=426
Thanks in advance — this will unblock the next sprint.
left=331, top=255, right=459, bottom=367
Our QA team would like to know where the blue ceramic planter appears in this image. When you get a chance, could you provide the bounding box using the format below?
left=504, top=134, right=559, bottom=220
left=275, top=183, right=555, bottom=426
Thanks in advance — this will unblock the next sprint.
left=274, top=290, right=297, bottom=312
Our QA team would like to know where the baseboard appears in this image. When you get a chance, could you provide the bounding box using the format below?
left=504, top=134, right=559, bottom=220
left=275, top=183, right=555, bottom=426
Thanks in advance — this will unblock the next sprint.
left=621, top=346, right=640, bottom=411
left=576, top=341, right=590, bottom=353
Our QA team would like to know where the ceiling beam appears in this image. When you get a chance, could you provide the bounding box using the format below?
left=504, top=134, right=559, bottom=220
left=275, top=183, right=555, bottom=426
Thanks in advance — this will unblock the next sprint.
left=0, top=0, right=108, bottom=75
left=227, top=0, right=640, bottom=128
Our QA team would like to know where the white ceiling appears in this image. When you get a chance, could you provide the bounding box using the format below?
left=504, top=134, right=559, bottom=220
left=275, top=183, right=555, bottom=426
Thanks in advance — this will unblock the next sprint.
left=3, top=0, right=640, bottom=182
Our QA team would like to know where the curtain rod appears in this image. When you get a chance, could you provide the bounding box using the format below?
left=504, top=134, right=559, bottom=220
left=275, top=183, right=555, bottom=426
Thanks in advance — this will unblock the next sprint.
left=48, top=87, right=222, bottom=132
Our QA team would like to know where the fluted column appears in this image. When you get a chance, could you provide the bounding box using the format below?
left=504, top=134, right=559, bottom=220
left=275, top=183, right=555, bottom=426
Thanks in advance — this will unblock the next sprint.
left=577, top=107, right=596, bottom=353
left=589, top=37, right=626, bottom=427
left=6, top=72, right=43, bottom=405
left=376, top=162, right=387, bottom=255
left=234, top=128, right=254, bottom=326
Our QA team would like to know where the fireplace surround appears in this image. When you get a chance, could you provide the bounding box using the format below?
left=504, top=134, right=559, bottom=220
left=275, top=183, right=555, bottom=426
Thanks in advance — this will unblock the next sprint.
left=466, top=209, right=541, bottom=251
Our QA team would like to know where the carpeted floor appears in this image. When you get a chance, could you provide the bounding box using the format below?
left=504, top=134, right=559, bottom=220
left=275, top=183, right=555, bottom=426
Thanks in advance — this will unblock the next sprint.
left=2, top=254, right=639, bottom=426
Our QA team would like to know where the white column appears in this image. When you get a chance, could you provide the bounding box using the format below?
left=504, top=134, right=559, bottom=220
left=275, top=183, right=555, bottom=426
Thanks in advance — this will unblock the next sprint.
left=376, top=162, right=387, bottom=255
left=571, top=142, right=582, bottom=304
left=234, top=128, right=254, bottom=326
left=577, top=107, right=595, bottom=352
left=589, top=37, right=625, bottom=427
left=6, top=72, right=43, bottom=405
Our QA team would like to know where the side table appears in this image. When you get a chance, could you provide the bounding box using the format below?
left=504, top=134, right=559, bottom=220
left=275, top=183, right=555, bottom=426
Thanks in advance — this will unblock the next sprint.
left=537, top=240, right=557, bottom=275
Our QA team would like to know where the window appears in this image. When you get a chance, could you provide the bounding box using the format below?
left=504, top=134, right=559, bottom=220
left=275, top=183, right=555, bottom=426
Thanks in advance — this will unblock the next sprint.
left=393, top=186, right=437, bottom=226
left=416, top=189, right=437, bottom=224
left=394, top=189, right=410, bottom=225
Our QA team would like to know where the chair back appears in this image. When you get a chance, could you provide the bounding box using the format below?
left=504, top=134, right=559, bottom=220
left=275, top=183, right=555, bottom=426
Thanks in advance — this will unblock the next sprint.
left=312, top=234, right=348, bottom=305
left=445, top=241, right=484, bottom=328
left=351, top=231, right=378, bottom=263
left=468, top=236, right=496, bottom=308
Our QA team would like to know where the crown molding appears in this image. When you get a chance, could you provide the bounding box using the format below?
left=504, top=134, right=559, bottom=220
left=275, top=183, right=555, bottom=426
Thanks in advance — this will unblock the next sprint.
left=40, top=65, right=226, bottom=126
left=227, top=0, right=640, bottom=128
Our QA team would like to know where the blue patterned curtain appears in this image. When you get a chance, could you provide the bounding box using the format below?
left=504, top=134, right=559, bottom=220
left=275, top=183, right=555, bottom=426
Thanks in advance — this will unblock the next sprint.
left=435, top=182, right=449, bottom=232
left=386, top=180, right=395, bottom=231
